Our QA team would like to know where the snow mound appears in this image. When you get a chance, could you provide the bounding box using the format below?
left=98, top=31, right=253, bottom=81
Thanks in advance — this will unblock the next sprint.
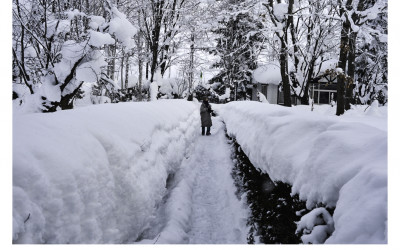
left=220, top=101, right=387, bottom=244
left=13, top=100, right=199, bottom=243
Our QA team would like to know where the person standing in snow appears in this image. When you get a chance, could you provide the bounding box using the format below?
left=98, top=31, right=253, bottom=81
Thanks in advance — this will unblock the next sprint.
left=200, top=97, right=212, bottom=136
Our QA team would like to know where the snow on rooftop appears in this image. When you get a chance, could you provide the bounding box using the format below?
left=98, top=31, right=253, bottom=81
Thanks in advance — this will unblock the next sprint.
left=253, top=61, right=295, bottom=85
left=253, top=63, right=281, bottom=85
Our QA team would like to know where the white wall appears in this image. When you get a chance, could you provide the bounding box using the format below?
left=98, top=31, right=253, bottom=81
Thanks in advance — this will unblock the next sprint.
left=266, top=84, right=278, bottom=104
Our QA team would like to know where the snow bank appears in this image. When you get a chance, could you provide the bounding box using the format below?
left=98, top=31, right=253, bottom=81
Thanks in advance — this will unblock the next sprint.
left=219, top=101, right=387, bottom=244
left=13, top=100, right=199, bottom=243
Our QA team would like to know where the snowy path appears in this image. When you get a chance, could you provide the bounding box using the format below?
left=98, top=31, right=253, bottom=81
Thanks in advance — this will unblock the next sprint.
left=186, top=117, right=248, bottom=244
left=149, top=115, right=249, bottom=244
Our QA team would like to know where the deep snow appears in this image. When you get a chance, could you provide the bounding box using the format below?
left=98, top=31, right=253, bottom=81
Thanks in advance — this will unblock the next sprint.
left=219, top=101, right=387, bottom=244
left=13, top=100, right=248, bottom=244
left=13, top=100, right=199, bottom=243
left=12, top=99, right=388, bottom=244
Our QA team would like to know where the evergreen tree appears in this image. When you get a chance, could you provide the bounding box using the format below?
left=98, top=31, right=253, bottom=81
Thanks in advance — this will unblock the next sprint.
left=209, top=3, right=263, bottom=101
left=355, top=10, right=387, bottom=105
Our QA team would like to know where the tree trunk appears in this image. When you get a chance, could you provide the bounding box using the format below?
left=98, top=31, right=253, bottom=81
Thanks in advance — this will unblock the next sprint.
left=277, top=0, right=293, bottom=107
left=150, top=32, right=160, bottom=83
left=125, top=52, right=130, bottom=91
left=107, top=43, right=116, bottom=80
left=288, top=0, right=299, bottom=71
left=189, top=32, right=195, bottom=94
left=300, top=59, right=315, bottom=105
left=150, top=0, right=164, bottom=82
left=145, top=41, right=149, bottom=81
left=345, top=31, right=357, bottom=110
left=336, top=0, right=352, bottom=116
left=43, top=81, right=84, bottom=112
left=120, top=50, right=125, bottom=89
left=280, top=44, right=291, bottom=107
left=59, top=81, right=84, bottom=110
left=137, top=10, right=143, bottom=101
left=160, top=44, right=170, bottom=77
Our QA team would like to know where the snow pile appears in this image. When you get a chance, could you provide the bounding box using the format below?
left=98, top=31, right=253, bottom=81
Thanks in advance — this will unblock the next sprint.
left=257, top=91, right=269, bottom=103
left=296, top=207, right=334, bottom=244
left=13, top=100, right=199, bottom=243
left=220, top=101, right=387, bottom=244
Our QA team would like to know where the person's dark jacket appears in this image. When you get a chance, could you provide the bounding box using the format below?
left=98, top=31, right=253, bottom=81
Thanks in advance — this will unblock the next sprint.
left=200, top=102, right=212, bottom=127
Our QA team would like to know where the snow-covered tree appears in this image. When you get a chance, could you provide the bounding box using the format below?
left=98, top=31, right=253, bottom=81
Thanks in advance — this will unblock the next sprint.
left=335, top=0, right=386, bottom=115
left=262, top=0, right=296, bottom=107
left=12, top=0, right=136, bottom=112
left=354, top=3, right=387, bottom=105
left=289, top=0, right=341, bottom=105
left=209, top=1, right=263, bottom=101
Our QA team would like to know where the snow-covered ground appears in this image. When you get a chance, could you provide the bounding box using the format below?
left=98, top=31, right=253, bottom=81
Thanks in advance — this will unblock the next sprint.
left=13, top=100, right=199, bottom=243
left=136, top=116, right=248, bottom=244
left=13, top=99, right=388, bottom=244
left=218, top=101, right=387, bottom=244
left=185, top=117, right=248, bottom=243
left=13, top=100, right=248, bottom=244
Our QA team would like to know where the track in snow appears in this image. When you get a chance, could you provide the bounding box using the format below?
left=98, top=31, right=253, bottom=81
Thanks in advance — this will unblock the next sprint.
left=186, top=117, right=248, bottom=244
left=138, top=115, right=249, bottom=244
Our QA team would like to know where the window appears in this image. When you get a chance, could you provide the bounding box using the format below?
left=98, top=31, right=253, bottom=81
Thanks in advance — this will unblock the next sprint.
left=319, top=92, right=329, bottom=104
left=311, top=83, right=337, bottom=105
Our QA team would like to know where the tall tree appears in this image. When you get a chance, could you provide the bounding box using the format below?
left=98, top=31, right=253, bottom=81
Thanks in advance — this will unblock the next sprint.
left=293, top=0, right=340, bottom=105
left=336, top=0, right=384, bottom=115
left=263, top=0, right=295, bottom=107
left=210, top=1, right=263, bottom=101
left=354, top=7, right=387, bottom=105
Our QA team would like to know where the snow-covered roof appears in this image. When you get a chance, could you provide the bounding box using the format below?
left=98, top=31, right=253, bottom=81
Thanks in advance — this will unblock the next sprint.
left=253, top=63, right=282, bottom=85
left=253, top=61, right=295, bottom=85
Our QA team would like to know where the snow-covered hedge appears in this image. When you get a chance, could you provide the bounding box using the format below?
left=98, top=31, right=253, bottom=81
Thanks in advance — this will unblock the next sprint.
left=13, top=100, right=199, bottom=243
left=219, top=101, right=387, bottom=244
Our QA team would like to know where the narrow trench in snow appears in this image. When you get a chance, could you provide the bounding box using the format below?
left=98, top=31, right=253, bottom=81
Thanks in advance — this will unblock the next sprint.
left=133, top=172, right=176, bottom=243
left=225, top=129, right=328, bottom=244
